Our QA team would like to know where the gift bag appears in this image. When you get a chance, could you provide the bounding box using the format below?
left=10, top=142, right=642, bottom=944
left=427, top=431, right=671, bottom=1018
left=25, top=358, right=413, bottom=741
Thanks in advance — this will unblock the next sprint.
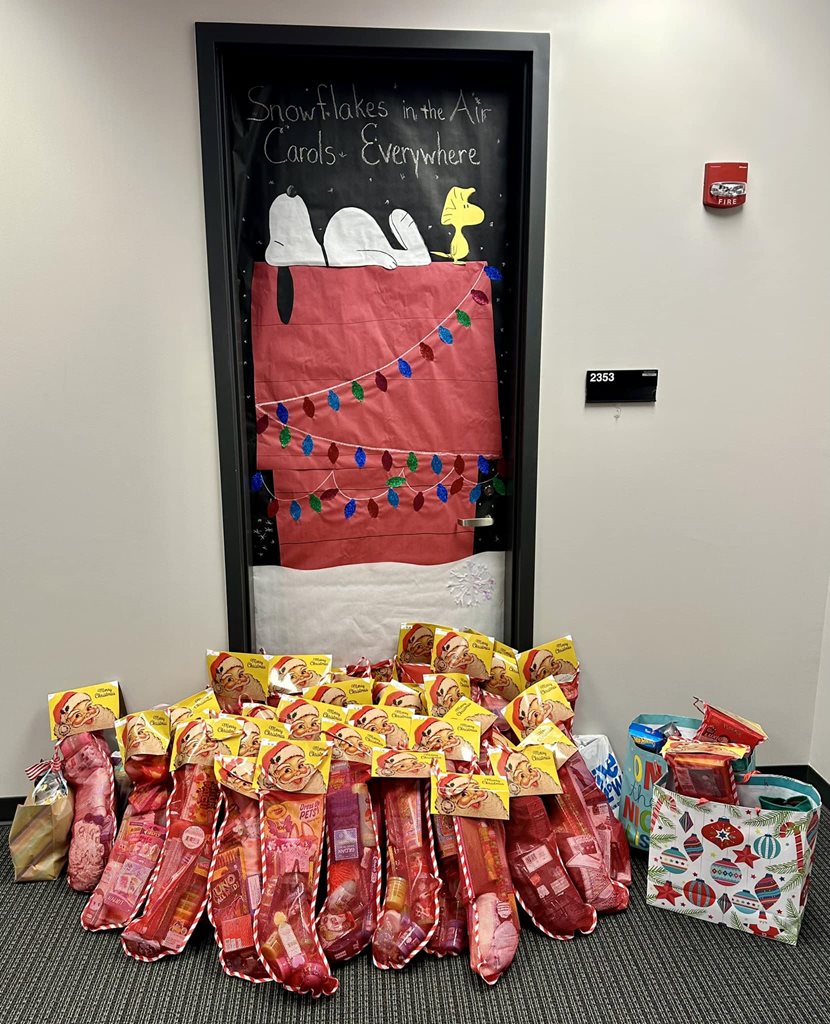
left=9, top=771, right=74, bottom=882
left=573, top=734, right=622, bottom=813
left=646, top=774, right=821, bottom=945
left=618, top=715, right=702, bottom=850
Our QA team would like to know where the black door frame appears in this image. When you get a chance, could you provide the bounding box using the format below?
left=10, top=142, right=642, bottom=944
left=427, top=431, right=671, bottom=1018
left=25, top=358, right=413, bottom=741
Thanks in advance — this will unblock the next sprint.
left=195, top=22, right=548, bottom=651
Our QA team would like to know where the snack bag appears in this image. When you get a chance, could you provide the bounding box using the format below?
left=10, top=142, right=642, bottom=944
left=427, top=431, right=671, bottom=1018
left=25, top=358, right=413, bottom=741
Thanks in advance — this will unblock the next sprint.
left=317, top=726, right=383, bottom=961
left=423, top=674, right=471, bottom=717
left=304, top=678, right=373, bottom=708
left=427, top=811, right=468, bottom=957
left=207, top=651, right=273, bottom=712
left=371, top=777, right=441, bottom=969
left=49, top=684, right=120, bottom=893
left=81, top=711, right=172, bottom=929
left=121, top=717, right=241, bottom=960
left=168, top=689, right=221, bottom=731
left=375, top=682, right=425, bottom=712
left=503, top=680, right=575, bottom=740
left=397, top=622, right=439, bottom=665
left=486, top=643, right=523, bottom=701
left=9, top=755, right=74, bottom=882
left=517, top=636, right=580, bottom=708
left=268, top=655, right=333, bottom=701
left=505, top=795, right=596, bottom=940
left=432, top=629, right=493, bottom=682
left=254, top=738, right=337, bottom=996
left=209, top=756, right=270, bottom=982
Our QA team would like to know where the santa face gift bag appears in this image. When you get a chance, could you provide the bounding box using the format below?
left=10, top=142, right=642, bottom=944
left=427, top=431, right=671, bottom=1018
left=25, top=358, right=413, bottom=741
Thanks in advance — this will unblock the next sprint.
left=81, top=711, right=172, bottom=930
left=48, top=683, right=121, bottom=893
left=121, top=718, right=242, bottom=961
left=254, top=738, right=337, bottom=997
left=317, top=724, right=384, bottom=963
left=647, top=774, right=820, bottom=945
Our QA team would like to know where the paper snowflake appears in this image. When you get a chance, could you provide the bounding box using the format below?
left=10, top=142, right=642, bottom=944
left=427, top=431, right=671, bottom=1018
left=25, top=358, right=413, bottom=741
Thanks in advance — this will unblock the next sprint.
left=447, top=563, right=495, bottom=607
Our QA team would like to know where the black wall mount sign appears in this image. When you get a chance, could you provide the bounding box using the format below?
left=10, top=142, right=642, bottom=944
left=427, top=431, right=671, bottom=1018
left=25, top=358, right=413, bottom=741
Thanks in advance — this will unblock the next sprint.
left=585, top=369, right=658, bottom=404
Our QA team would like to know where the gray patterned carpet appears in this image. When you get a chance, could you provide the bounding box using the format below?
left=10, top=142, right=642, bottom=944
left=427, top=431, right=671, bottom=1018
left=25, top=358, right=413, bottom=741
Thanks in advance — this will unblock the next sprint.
left=1, top=820, right=829, bottom=1024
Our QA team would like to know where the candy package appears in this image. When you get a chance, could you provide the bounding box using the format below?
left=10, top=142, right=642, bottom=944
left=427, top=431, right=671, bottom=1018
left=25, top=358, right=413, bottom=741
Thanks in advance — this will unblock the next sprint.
left=428, top=812, right=467, bottom=957
left=372, top=778, right=441, bottom=969
left=208, top=757, right=270, bottom=982
left=547, top=763, right=629, bottom=914
left=505, top=796, right=596, bottom=940
left=121, top=718, right=241, bottom=960
left=663, top=739, right=749, bottom=805
left=693, top=700, right=767, bottom=752
left=81, top=711, right=172, bottom=930
left=317, top=757, right=382, bottom=962
left=558, top=752, right=632, bottom=890
left=254, top=739, right=337, bottom=996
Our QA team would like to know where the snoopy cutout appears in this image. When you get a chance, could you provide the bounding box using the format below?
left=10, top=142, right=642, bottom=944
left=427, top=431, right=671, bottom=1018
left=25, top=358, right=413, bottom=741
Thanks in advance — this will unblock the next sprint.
left=264, top=190, right=430, bottom=270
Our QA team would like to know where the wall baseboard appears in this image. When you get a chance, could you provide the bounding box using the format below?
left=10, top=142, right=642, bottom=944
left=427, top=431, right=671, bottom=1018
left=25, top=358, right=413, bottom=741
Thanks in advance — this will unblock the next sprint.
left=1, top=764, right=827, bottom=824
left=0, top=795, right=24, bottom=824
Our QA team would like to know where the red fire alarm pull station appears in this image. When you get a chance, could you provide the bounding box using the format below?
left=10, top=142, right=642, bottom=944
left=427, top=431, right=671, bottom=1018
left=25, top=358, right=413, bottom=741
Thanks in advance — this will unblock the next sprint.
left=703, top=162, right=748, bottom=208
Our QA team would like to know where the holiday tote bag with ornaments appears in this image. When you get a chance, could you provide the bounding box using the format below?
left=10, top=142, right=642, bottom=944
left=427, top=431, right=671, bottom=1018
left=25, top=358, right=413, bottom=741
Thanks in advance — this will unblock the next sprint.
left=620, top=714, right=756, bottom=850
left=646, top=774, right=820, bottom=944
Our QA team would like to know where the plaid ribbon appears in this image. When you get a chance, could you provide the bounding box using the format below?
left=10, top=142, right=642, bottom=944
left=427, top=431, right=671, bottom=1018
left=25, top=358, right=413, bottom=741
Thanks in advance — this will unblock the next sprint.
left=24, top=749, right=62, bottom=782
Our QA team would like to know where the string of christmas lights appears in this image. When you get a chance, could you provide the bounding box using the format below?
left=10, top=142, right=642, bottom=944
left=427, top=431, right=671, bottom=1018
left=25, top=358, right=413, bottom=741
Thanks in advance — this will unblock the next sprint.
left=254, top=264, right=503, bottom=429
left=252, top=454, right=508, bottom=522
left=251, top=263, right=506, bottom=523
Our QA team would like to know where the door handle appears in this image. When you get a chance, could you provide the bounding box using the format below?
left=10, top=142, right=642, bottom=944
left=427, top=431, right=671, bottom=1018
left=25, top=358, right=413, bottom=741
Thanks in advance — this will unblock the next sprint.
left=457, top=516, right=494, bottom=528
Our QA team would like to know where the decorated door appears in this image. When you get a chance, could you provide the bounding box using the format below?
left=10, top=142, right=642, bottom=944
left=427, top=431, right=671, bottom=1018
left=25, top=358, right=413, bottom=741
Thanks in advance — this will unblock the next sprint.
left=198, top=28, right=548, bottom=662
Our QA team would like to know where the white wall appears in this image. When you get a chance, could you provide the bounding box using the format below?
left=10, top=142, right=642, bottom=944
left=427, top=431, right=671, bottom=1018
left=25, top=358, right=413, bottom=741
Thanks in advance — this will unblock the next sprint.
left=2, top=0, right=830, bottom=794
left=811, top=582, right=830, bottom=780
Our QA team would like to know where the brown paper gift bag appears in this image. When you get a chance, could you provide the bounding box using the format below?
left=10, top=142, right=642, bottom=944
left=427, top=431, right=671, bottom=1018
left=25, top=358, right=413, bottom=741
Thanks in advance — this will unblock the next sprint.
left=9, top=788, right=74, bottom=882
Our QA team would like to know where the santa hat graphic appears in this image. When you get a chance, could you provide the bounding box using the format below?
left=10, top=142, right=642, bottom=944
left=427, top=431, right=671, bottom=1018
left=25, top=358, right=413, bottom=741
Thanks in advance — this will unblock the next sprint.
left=210, top=652, right=235, bottom=679
left=433, top=631, right=459, bottom=661
left=401, top=624, right=431, bottom=650
left=522, top=649, right=548, bottom=682
left=52, top=691, right=80, bottom=725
